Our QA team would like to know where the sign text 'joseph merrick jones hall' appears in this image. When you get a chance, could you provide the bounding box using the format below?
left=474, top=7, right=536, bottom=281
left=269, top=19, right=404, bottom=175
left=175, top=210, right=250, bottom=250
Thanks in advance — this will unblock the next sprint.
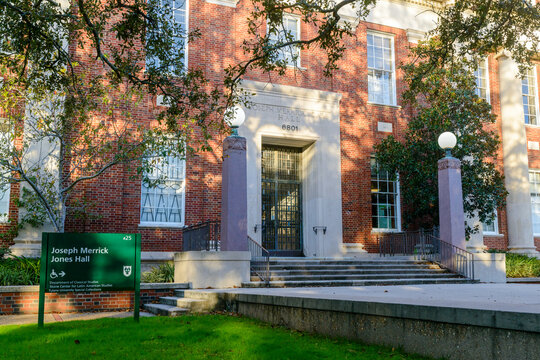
left=50, top=246, right=110, bottom=263
left=42, top=233, right=140, bottom=293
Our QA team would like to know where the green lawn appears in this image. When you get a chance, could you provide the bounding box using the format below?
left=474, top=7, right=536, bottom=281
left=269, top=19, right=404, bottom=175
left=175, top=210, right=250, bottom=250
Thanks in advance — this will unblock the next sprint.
left=0, top=314, right=433, bottom=360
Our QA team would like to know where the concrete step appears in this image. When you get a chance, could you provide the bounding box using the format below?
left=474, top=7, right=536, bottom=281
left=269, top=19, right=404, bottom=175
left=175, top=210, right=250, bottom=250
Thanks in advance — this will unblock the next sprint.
left=250, top=273, right=461, bottom=282
left=242, top=277, right=476, bottom=288
left=251, top=268, right=450, bottom=277
left=143, top=303, right=189, bottom=316
left=252, top=260, right=435, bottom=266
left=251, top=264, right=443, bottom=271
left=159, top=297, right=212, bottom=313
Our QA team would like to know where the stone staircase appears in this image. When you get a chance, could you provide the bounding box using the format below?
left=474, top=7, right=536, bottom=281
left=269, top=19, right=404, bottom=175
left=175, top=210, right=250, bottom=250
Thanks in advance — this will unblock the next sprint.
left=243, top=258, right=476, bottom=287
left=144, top=289, right=218, bottom=316
left=144, top=257, right=476, bottom=316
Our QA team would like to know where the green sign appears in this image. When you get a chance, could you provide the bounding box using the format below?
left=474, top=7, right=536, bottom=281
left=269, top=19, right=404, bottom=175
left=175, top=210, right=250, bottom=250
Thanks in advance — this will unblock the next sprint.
left=38, top=232, right=141, bottom=327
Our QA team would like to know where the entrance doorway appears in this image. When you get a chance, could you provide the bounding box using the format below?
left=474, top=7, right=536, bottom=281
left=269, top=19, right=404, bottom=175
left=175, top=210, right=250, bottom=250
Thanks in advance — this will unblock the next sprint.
left=261, top=145, right=303, bottom=256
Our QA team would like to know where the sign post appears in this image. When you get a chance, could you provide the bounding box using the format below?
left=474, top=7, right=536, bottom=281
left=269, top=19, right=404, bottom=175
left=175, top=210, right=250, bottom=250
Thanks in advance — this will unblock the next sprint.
left=38, top=233, right=141, bottom=328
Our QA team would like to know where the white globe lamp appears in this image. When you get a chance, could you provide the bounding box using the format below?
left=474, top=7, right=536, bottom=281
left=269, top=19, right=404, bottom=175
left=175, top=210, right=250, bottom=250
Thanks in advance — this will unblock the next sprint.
left=226, top=105, right=245, bottom=136
left=438, top=131, right=457, bottom=158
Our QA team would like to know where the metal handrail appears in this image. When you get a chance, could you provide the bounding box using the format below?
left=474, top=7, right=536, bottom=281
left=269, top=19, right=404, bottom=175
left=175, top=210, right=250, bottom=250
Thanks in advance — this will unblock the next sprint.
left=378, top=229, right=474, bottom=279
left=248, top=235, right=270, bottom=287
left=424, top=234, right=475, bottom=280
left=182, top=220, right=220, bottom=251
left=378, top=229, right=437, bottom=257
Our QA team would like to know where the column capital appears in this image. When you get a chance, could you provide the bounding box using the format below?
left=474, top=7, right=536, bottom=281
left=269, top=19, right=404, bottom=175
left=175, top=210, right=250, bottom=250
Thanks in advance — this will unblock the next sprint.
left=223, top=136, right=246, bottom=151
left=437, top=157, right=461, bottom=170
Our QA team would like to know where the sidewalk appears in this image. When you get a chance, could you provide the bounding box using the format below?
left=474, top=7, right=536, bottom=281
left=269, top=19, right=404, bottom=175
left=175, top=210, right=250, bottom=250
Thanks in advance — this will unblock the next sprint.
left=0, top=311, right=155, bottom=326
left=208, top=283, right=540, bottom=313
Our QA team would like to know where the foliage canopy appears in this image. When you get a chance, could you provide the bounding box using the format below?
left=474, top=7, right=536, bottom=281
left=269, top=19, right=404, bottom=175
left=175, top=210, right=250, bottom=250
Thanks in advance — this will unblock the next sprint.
left=0, top=0, right=538, bottom=232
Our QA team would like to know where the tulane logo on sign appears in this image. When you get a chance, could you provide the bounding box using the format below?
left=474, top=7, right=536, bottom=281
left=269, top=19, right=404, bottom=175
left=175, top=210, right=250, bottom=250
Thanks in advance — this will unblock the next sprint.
left=123, top=266, right=132, bottom=277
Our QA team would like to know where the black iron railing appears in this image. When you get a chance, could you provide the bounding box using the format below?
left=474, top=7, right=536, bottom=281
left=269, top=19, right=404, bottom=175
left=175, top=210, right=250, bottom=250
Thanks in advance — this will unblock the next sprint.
left=378, top=229, right=438, bottom=257
left=248, top=235, right=270, bottom=287
left=182, top=221, right=220, bottom=251
left=378, top=229, right=474, bottom=279
left=423, top=234, right=474, bottom=279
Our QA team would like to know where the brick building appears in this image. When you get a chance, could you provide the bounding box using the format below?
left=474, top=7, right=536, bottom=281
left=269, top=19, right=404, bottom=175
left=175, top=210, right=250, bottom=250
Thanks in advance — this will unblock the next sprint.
left=3, top=0, right=540, bottom=262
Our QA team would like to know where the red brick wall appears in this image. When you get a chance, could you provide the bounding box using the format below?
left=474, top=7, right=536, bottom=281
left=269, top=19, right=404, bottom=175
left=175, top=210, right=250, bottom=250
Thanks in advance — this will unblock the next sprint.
left=0, top=183, right=20, bottom=249
left=0, top=287, right=175, bottom=315
left=5, top=1, right=538, bottom=253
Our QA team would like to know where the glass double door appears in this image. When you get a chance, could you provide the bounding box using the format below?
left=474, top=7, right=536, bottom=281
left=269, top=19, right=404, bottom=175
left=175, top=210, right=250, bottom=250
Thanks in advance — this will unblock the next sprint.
left=261, top=145, right=303, bottom=257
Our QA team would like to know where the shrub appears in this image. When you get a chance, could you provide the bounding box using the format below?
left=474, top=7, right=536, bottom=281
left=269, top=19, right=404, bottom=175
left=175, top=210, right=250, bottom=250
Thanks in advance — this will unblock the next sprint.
left=0, top=256, right=40, bottom=286
left=141, top=263, right=174, bottom=283
left=506, top=253, right=540, bottom=278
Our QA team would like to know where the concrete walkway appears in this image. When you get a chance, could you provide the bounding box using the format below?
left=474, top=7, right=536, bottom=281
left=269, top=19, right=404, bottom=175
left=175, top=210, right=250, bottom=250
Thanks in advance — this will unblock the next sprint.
left=209, top=283, right=540, bottom=314
left=0, top=311, right=155, bottom=326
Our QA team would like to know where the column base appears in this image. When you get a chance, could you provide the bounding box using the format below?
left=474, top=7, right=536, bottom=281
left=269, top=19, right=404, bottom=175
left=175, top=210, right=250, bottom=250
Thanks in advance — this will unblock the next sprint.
left=472, top=253, right=506, bottom=283
left=174, top=251, right=251, bottom=288
left=508, top=247, right=540, bottom=257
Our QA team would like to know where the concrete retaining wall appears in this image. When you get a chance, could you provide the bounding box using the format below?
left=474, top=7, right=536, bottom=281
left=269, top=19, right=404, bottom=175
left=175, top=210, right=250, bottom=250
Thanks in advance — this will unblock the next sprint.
left=191, top=291, right=540, bottom=360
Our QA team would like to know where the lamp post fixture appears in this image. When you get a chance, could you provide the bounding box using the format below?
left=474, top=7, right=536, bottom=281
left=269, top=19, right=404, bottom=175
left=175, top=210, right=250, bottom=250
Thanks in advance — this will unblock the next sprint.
left=438, top=131, right=457, bottom=158
left=226, top=105, right=245, bottom=136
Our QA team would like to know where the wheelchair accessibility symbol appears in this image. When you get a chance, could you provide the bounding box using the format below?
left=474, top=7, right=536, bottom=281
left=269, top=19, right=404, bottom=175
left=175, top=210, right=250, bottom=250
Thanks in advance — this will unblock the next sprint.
left=50, top=269, right=66, bottom=279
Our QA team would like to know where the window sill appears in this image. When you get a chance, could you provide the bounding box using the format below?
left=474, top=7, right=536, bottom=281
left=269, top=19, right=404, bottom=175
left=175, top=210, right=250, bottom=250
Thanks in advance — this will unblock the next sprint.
left=371, top=229, right=401, bottom=234
left=483, top=233, right=503, bottom=237
left=283, top=63, right=306, bottom=70
left=138, top=223, right=185, bottom=229
left=524, top=124, right=540, bottom=128
left=368, top=102, right=401, bottom=109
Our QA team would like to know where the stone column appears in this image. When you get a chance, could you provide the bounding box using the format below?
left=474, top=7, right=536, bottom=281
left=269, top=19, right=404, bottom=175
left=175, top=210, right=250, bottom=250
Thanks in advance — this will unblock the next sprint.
left=221, top=136, right=248, bottom=251
left=466, top=212, right=487, bottom=253
left=498, top=54, right=539, bottom=254
left=438, top=157, right=466, bottom=250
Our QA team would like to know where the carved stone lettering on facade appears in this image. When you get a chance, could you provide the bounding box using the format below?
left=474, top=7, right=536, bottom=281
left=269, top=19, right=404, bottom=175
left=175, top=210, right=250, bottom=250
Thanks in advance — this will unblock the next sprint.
left=250, top=104, right=330, bottom=125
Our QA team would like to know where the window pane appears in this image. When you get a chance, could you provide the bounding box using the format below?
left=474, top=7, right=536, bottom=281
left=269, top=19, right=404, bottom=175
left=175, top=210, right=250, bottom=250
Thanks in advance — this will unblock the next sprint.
left=141, top=153, right=186, bottom=225
left=523, top=68, right=538, bottom=125
left=0, top=184, right=10, bottom=222
left=146, top=0, right=188, bottom=71
left=367, top=33, right=395, bottom=105
left=530, top=170, right=540, bottom=234
left=482, top=212, right=497, bottom=234
left=474, top=59, right=489, bottom=102
left=371, top=158, right=400, bottom=230
left=268, top=15, right=300, bottom=66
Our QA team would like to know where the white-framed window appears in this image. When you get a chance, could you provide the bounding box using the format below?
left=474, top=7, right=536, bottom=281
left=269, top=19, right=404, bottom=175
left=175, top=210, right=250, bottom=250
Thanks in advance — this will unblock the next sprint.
left=522, top=66, right=539, bottom=125
left=268, top=14, right=300, bottom=67
left=146, top=0, right=189, bottom=71
left=482, top=212, right=499, bottom=235
left=530, top=170, right=540, bottom=234
left=0, top=183, right=10, bottom=223
left=371, top=157, right=401, bottom=231
left=140, top=153, right=186, bottom=227
left=367, top=32, right=396, bottom=106
left=474, top=58, right=490, bottom=103
left=0, top=118, right=10, bottom=223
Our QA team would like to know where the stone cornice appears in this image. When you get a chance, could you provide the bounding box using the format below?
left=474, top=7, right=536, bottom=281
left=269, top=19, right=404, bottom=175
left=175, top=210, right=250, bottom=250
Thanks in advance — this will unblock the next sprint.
left=401, top=0, right=445, bottom=8
left=205, top=0, right=239, bottom=8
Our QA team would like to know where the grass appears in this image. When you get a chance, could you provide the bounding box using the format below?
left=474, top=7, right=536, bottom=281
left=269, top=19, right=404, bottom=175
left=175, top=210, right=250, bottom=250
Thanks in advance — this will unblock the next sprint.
left=505, top=253, right=540, bottom=278
left=0, top=314, right=433, bottom=360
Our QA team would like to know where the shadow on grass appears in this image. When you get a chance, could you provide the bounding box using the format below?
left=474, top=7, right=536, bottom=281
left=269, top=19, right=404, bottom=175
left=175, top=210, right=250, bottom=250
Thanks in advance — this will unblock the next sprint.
left=0, top=314, right=436, bottom=360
